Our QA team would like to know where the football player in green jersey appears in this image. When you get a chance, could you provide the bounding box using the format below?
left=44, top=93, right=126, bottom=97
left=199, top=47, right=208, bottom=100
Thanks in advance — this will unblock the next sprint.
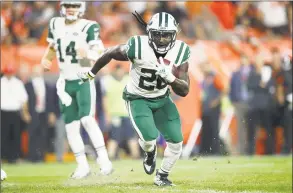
left=41, top=1, right=112, bottom=179
left=79, top=12, right=190, bottom=186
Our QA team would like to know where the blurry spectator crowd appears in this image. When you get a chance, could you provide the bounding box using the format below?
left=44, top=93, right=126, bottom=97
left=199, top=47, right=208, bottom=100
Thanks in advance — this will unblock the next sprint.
left=198, top=48, right=292, bottom=156
left=1, top=1, right=292, bottom=45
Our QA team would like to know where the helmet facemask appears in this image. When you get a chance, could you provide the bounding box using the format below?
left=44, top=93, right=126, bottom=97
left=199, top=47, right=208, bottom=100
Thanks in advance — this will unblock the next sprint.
left=148, top=29, right=177, bottom=54
left=60, top=1, right=86, bottom=21
left=146, top=12, right=179, bottom=54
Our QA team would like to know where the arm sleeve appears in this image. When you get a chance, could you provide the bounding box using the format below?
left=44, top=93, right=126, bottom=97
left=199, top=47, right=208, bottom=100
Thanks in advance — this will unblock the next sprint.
left=86, top=23, right=101, bottom=45
left=47, top=18, right=56, bottom=44
left=181, top=45, right=191, bottom=65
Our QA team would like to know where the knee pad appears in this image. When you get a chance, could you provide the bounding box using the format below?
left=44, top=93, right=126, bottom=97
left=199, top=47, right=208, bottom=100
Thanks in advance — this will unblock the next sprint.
left=138, top=138, right=156, bottom=152
left=166, top=141, right=183, bottom=155
left=65, top=120, right=81, bottom=136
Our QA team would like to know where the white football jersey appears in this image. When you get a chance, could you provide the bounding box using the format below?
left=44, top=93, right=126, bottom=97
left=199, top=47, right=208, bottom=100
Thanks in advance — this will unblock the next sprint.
left=47, top=17, right=103, bottom=80
left=125, top=35, right=190, bottom=98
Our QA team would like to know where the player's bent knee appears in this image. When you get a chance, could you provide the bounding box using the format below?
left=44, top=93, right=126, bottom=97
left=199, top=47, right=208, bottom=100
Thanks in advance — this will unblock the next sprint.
left=80, top=116, right=95, bottom=130
left=166, top=141, right=183, bottom=155
left=65, top=120, right=81, bottom=135
left=139, top=138, right=156, bottom=152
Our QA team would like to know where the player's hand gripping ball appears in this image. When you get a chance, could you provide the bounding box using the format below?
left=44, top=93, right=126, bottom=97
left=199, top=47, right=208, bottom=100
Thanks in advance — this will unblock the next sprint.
left=155, top=57, right=178, bottom=83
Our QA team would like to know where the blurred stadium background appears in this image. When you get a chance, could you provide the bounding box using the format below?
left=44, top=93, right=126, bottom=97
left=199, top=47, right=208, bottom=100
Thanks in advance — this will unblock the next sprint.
left=0, top=1, right=292, bottom=192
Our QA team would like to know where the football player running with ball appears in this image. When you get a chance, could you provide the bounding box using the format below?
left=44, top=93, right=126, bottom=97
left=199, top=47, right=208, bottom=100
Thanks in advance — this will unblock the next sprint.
left=41, top=1, right=112, bottom=179
left=78, top=12, right=190, bottom=186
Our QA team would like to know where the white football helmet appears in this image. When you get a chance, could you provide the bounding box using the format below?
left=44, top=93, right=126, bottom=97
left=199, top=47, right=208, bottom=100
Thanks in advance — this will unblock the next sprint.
left=147, top=12, right=179, bottom=54
left=60, top=1, right=86, bottom=21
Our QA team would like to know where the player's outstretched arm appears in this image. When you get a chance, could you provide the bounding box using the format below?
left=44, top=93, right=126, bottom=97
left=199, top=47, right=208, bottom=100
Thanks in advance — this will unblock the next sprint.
left=170, top=62, right=190, bottom=97
left=41, top=43, right=56, bottom=71
left=78, top=44, right=129, bottom=81
left=90, top=44, right=129, bottom=75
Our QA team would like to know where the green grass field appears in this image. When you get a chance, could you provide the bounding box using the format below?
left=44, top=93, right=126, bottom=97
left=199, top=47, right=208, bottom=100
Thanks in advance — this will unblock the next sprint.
left=1, top=156, right=292, bottom=193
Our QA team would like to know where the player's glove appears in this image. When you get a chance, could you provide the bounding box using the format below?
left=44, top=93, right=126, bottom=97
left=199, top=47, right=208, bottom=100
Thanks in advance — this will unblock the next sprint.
left=77, top=71, right=95, bottom=82
left=155, top=57, right=176, bottom=83
left=56, top=77, right=72, bottom=107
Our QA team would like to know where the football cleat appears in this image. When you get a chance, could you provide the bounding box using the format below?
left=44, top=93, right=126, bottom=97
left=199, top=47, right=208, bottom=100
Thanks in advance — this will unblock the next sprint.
left=97, top=158, right=113, bottom=175
left=70, top=165, right=90, bottom=179
left=100, top=162, right=113, bottom=175
left=154, top=169, right=175, bottom=186
left=143, top=146, right=157, bottom=175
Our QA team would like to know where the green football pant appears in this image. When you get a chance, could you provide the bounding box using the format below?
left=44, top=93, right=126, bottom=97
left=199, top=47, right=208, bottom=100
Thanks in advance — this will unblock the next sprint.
left=59, top=79, right=96, bottom=124
left=125, top=97, right=183, bottom=143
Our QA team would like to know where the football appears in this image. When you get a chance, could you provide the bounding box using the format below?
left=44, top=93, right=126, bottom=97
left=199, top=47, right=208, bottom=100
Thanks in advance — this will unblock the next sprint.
left=157, top=58, right=180, bottom=78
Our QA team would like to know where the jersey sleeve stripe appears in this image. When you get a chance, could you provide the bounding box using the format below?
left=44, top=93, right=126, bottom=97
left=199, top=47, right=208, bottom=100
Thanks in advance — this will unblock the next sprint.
left=175, top=42, right=184, bottom=64
left=178, top=44, right=187, bottom=65
left=134, top=36, right=138, bottom=59
left=49, top=18, right=55, bottom=31
left=52, top=18, right=56, bottom=30
left=138, top=36, right=142, bottom=59
left=180, top=46, right=190, bottom=64
left=47, top=18, right=56, bottom=43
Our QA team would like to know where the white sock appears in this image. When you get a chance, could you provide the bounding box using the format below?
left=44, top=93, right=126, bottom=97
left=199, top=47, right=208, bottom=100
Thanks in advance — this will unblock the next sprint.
left=160, top=142, right=183, bottom=173
left=138, top=138, right=156, bottom=152
left=65, top=121, right=89, bottom=168
left=76, top=154, right=89, bottom=168
left=81, top=116, right=110, bottom=163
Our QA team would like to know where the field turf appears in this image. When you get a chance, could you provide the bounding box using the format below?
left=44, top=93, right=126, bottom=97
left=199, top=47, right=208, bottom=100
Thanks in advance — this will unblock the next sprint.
left=1, top=156, right=292, bottom=193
